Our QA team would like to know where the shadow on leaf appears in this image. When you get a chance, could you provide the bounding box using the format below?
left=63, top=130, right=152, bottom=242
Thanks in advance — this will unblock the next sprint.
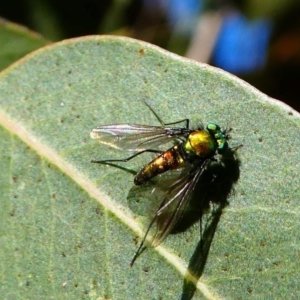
left=180, top=148, right=241, bottom=300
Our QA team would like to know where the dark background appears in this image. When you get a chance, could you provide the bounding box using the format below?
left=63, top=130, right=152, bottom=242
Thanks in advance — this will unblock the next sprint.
left=1, top=0, right=300, bottom=111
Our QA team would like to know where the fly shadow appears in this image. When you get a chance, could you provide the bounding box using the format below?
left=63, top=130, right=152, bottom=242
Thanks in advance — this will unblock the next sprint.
left=93, top=145, right=241, bottom=294
left=179, top=148, right=242, bottom=300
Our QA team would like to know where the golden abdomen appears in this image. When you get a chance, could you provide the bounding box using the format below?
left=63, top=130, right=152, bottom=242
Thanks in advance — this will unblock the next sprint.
left=134, top=146, right=184, bottom=185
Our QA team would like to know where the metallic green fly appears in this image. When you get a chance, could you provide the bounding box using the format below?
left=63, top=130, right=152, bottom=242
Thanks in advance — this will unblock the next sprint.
left=90, top=103, right=238, bottom=265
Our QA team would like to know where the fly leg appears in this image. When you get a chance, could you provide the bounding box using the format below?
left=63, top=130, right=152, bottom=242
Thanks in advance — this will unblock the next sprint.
left=91, top=149, right=162, bottom=164
left=144, top=101, right=190, bottom=129
left=130, top=214, right=158, bottom=266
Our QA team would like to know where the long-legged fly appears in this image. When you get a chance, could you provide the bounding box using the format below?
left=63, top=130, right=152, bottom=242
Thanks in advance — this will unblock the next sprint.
left=90, top=103, right=237, bottom=265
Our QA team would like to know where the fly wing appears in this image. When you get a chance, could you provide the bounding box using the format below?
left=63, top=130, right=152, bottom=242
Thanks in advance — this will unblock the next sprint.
left=149, top=160, right=209, bottom=247
left=90, top=124, right=189, bottom=151
left=129, top=160, right=209, bottom=258
left=127, top=168, right=184, bottom=217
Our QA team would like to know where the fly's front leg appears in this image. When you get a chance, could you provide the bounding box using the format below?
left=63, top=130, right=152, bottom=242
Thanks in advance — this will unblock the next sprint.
left=144, top=101, right=190, bottom=129
left=164, top=118, right=190, bottom=129
left=91, top=149, right=163, bottom=164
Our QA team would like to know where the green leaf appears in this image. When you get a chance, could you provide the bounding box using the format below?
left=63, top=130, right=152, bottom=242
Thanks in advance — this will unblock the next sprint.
left=0, top=35, right=299, bottom=299
left=0, top=18, right=49, bottom=71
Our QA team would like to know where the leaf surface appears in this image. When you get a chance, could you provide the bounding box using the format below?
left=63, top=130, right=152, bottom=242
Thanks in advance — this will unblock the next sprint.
left=0, top=35, right=299, bottom=299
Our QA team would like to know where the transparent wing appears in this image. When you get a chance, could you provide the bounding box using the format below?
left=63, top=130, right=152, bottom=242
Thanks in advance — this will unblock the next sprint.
left=128, top=168, right=185, bottom=216
left=129, top=160, right=209, bottom=264
left=150, top=160, right=209, bottom=247
left=90, top=124, right=190, bottom=151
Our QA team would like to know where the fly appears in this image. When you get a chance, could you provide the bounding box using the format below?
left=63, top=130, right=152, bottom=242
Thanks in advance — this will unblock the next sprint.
left=90, top=103, right=235, bottom=265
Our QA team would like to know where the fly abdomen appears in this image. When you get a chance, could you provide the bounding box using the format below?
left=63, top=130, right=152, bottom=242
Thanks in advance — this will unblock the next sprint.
left=134, top=145, right=184, bottom=185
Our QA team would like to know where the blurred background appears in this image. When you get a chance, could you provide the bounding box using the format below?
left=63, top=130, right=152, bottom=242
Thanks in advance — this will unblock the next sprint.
left=1, top=0, right=300, bottom=111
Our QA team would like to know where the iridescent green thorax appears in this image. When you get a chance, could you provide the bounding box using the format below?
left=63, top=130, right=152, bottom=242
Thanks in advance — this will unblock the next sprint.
left=182, top=123, right=228, bottom=158
left=184, top=130, right=217, bottom=157
left=206, top=123, right=228, bottom=154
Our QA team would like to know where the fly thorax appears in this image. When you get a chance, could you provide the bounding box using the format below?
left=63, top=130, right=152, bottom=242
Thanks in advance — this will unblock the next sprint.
left=184, top=131, right=216, bottom=157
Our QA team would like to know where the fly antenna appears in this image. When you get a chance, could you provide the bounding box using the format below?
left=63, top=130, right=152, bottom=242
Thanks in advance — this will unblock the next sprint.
left=223, top=125, right=232, bottom=140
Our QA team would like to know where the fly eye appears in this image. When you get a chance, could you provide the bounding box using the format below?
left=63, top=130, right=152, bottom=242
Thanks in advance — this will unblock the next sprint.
left=207, top=123, right=221, bottom=133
